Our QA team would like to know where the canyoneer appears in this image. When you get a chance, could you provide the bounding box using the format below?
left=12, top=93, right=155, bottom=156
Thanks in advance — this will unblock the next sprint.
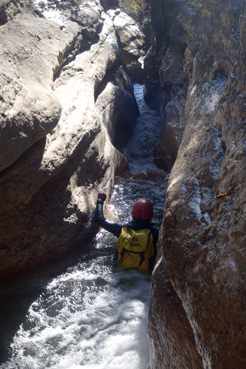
left=95, top=191, right=159, bottom=272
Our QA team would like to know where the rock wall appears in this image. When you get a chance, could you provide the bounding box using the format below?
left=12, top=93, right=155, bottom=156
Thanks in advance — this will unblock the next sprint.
left=109, top=6, right=149, bottom=83
left=0, top=0, right=141, bottom=283
left=147, top=0, right=246, bottom=368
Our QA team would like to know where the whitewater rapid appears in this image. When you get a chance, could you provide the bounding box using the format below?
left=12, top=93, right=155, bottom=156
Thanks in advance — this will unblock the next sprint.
left=0, top=85, right=167, bottom=369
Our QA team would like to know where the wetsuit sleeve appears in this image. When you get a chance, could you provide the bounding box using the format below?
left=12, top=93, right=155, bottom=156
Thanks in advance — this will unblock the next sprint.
left=95, top=201, right=122, bottom=238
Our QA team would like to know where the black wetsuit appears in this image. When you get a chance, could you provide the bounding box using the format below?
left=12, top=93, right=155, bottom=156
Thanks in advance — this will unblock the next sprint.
left=95, top=201, right=159, bottom=271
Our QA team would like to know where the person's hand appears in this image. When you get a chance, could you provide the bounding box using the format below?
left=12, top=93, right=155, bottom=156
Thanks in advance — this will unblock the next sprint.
left=97, top=191, right=106, bottom=203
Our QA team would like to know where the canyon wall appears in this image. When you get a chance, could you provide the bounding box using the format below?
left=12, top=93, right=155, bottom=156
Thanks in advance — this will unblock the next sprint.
left=0, top=0, right=144, bottom=283
left=147, top=0, right=246, bottom=368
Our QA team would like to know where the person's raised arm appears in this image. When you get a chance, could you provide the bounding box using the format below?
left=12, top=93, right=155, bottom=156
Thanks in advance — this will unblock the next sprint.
left=96, top=191, right=107, bottom=224
left=95, top=191, right=122, bottom=238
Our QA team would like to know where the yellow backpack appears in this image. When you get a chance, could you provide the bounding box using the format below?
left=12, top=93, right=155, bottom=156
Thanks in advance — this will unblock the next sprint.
left=115, top=227, right=155, bottom=271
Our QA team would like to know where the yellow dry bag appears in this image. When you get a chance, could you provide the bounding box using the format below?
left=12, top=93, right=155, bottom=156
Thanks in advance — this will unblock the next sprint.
left=116, top=227, right=155, bottom=271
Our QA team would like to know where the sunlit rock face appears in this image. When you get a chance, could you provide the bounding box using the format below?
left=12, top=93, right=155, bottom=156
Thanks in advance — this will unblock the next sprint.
left=147, top=0, right=246, bottom=368
left=107, top=7, right=148, bottom=83
left=0, top=0, right=139, bottom=283
left=109, top=9, right=147, bottom=64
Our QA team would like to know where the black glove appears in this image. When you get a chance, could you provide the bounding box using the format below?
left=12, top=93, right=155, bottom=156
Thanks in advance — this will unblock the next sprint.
left=97, top=191, right=106, bottom=203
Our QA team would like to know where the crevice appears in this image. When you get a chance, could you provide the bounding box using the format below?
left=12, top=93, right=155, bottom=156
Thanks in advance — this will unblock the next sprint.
left=52, top=35, right=89, bottom=81
left=0, top=12, right=8, bottom=26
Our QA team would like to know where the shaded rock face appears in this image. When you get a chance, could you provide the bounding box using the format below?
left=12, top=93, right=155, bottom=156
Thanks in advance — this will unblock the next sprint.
left=0, top=0, right=140, bottom=283
left=100, top=0, right=119, bottom=12
left=147, top=0, right=246, bottom=368
left=144, top=0, right=188, bottom=163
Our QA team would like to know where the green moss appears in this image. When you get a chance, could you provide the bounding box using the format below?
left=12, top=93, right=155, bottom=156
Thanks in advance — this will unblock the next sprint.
left=119, top=0, right=151, bottom=22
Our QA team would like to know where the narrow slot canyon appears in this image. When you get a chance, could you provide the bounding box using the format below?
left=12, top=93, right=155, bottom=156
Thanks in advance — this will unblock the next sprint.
left=0, top=1, right=246, bottom=369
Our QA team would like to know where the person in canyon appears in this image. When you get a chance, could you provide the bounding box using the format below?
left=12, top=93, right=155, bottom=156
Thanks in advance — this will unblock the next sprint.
left=95, top=191, right=159, bottom=272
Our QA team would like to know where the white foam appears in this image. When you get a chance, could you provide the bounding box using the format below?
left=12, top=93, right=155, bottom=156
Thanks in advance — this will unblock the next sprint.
left=34, top=0, right=66, bottom=27
left=3, top=260, right=150, bottom=369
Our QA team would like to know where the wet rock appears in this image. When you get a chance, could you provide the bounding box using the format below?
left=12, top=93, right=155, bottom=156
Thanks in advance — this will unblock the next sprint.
left=0, top=0, right=138, bottom=282
left=148, top=0, right=246, bottom=368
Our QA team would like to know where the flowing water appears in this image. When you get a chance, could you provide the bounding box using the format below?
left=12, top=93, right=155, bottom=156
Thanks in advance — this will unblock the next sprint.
left=0, top=85, right=167, bottom=369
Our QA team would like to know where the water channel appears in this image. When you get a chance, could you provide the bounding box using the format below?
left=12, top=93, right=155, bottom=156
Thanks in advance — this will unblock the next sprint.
left=0, top=84, right=168, bottom=369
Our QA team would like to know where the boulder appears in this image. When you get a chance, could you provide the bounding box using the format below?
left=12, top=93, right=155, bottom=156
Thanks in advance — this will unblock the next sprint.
left=147, top=0, right=246, bottom=368
left=107, top=8, right=148, bottom=82
left=0, top=0, right=139, bottom=283
left=95, top=65, right=139, bottom=146
left=159, top=94, right=186, bottom=165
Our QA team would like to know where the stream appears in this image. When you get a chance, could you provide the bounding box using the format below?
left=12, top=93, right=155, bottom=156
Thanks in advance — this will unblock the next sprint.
left=0, top=84, right=168, bottom=369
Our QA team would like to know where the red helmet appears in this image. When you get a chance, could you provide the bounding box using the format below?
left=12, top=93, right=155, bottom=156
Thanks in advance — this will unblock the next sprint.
left=131, top=199, right=153, bottom=220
